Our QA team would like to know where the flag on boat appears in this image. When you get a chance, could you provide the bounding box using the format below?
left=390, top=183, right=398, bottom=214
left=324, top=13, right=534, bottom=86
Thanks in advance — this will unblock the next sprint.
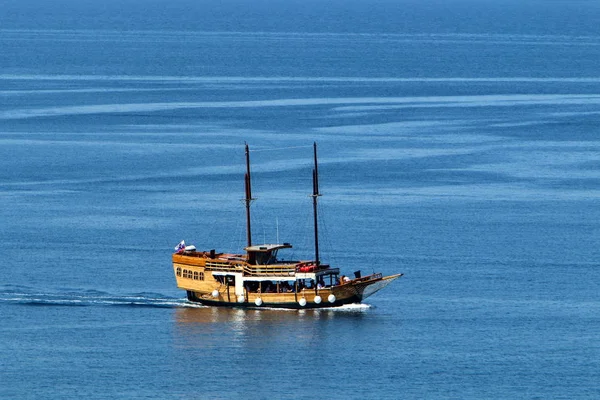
left=174, top=240, right=186, bottom=253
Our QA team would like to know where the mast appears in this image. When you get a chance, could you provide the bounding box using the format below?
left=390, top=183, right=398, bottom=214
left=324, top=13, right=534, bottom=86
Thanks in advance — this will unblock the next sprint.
left=312, top=142, right=321, bottom=266
left=244, top=143, right=253, bottom=247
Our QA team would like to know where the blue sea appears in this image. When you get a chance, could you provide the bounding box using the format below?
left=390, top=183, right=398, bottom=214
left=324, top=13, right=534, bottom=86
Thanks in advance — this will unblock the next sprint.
left=2, top=0, right=600, bottom=398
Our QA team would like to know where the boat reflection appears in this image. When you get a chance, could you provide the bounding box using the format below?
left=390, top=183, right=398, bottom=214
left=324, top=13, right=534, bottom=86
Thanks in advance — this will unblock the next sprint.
left=173, top=304, right=370, bottom=346
left=175, top=303, right=370, bottom=326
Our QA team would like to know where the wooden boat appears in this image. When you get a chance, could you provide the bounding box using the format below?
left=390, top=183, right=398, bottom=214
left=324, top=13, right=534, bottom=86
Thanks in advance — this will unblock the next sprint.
left=172, top=143, right=402, bottom=309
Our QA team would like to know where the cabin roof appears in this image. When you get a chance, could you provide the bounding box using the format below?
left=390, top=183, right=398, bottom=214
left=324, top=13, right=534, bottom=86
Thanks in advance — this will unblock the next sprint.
left=244, top=243, right=292, bottom=252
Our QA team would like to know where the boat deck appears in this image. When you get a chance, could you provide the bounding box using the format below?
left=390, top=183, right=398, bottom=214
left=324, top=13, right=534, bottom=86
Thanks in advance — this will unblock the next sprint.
left=174, top=252, right=335, bottom=277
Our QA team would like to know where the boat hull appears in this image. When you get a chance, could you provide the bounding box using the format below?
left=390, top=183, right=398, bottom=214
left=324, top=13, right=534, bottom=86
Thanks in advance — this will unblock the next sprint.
left=186, top=290, right=362, bottom=309
left=183, top=273, right=402, bottom=309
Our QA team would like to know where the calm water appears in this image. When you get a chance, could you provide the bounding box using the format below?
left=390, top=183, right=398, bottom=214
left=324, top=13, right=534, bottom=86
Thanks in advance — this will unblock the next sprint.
left=2, top=0, right=600, bottom=398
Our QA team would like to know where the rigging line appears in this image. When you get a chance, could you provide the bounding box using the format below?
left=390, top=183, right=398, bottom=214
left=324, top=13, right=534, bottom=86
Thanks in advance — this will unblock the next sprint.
left=233, top=206, right=245, bottom=252
left=249, top=191, right=268, bottom=245
left=317, top=201, right=336, bottom=266
left=301, top=197, right=314, bottom=259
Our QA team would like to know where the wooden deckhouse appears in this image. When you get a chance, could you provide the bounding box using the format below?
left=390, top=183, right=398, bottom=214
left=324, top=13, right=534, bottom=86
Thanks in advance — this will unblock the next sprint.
left=172, top=143, right=402, bottom=309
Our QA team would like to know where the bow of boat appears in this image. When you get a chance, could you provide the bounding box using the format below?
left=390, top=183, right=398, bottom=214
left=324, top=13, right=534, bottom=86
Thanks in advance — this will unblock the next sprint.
left=352, top=272, right=404, bottom=301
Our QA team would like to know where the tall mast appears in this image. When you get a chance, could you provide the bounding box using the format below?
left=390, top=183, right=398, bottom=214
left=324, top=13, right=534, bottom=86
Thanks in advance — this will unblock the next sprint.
left=244, top=143, right=253, bottom=248
left=312, top=142, right=320, bottom=266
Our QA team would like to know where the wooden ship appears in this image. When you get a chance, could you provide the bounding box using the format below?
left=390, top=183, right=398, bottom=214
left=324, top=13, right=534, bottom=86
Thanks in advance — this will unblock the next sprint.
left=172, top=143, right=402, bottom=309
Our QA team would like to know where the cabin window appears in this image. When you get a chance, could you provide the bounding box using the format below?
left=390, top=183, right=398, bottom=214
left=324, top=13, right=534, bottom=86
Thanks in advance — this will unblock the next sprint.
left=193, top=271, right=198, bottom=280
left=198, top=272, right=204, bottom=281
left=176, top=267, right=181, bottom=277
left=253, top=250, right=278, bottom=265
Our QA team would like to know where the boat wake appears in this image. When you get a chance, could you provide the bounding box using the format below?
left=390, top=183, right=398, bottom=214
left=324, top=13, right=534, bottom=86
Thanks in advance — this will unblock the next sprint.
left=0, top=285, right=374, bottom=312
left=332, top=303, right=372, bottom=311
left=257, top=303, right=373, bottom=312
left=0, top=286, right=203, bottom=309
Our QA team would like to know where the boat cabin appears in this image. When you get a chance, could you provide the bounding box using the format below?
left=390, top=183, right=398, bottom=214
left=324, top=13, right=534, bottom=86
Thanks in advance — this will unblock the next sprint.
left=245, top=243, right=292, bottom=265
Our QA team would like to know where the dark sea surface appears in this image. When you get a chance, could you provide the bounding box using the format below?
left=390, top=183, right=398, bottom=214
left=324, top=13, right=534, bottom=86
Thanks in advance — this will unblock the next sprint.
left=2, top=0, right=600, bottom=398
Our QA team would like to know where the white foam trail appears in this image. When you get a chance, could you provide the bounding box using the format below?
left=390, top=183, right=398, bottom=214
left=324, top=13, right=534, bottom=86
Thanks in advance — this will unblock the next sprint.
left=328, top=303, right=372, bottom=311
left=0, top=87, right=188, bottom=96
left=3, top=94, right=600, bottom=120
left=247, top=303, right=371, bottom=312
left=0, top=291, right=369, bottom=310
left=327, top=184, right=600, bottom=203
left=0, top=289, right=193, bottom=308
left=3, top=74, right=600, bottom=84
left=2, top=29, right=600, bottom=47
